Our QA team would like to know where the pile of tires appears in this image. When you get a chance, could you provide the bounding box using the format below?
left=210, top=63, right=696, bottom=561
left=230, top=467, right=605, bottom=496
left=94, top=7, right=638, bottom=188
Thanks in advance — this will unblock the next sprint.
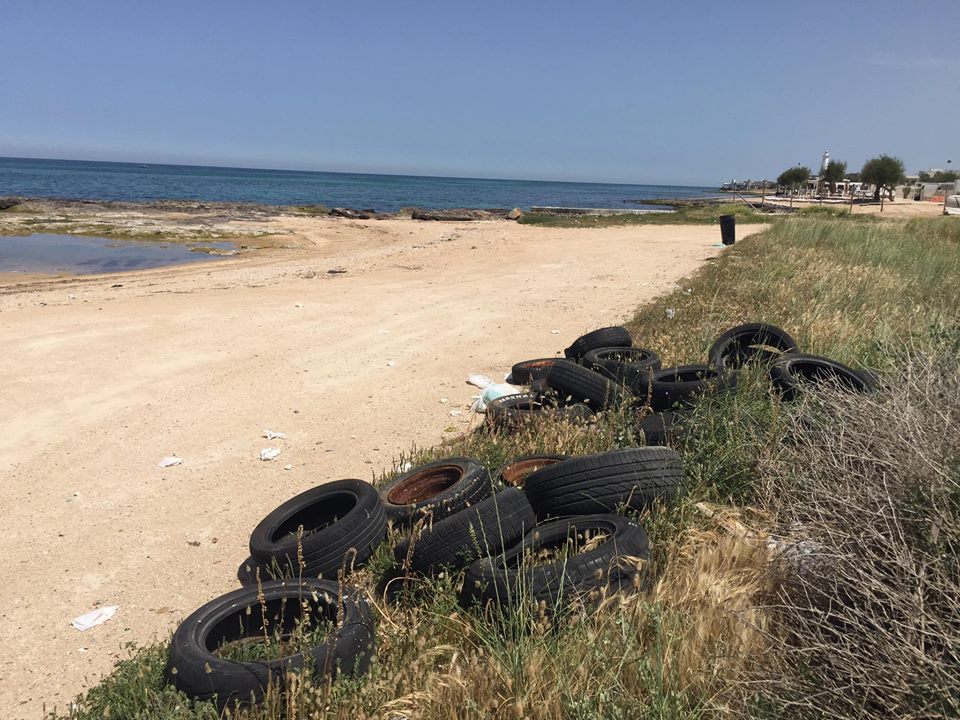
left=392, top=446, right=683, bottom=613
left=164, top=321, right=875, bottom=712
left=167, top=453, right=502, bottom=712
left=501, top=323, right=874, bottom=447
left=503, top=325, right=737, bottom=443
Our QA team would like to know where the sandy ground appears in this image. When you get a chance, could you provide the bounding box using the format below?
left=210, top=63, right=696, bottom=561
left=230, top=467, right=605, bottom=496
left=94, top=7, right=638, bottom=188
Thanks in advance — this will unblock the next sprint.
left=759, top=195, right=947, bottom=216
left=0, top=214, right=765, bottom=717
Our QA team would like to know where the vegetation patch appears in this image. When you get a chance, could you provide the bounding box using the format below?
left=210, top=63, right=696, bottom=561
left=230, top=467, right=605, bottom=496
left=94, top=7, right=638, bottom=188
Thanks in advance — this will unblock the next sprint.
left=518, top=203, right=766, bottom=228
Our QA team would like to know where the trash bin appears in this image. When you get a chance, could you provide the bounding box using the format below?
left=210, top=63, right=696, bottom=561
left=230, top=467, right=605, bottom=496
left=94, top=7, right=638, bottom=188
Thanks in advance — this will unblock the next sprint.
left=720, top=214, right=736, bottom=245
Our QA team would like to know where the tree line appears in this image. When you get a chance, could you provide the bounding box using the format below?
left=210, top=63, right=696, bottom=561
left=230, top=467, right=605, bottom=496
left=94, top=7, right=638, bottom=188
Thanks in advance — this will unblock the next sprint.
left=777, top=155, right=910, bottom=201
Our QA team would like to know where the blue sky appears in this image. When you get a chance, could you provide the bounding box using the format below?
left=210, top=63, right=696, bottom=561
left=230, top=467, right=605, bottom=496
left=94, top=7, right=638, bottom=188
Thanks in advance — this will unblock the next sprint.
left=1, top=1, right=957, bottom=185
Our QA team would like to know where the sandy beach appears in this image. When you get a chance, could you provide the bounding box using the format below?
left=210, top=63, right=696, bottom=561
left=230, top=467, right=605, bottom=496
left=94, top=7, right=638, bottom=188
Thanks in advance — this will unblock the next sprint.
left=0, top=211, right=766, bottom=717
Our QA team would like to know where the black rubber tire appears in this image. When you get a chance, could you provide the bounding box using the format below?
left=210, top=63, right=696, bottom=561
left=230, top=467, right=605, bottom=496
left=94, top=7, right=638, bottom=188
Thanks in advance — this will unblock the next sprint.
left=496, top=454, right=568, bottom=488
left=166, top=579, right=374, bottom=711
left=249, top=479, right=387, bottom=580
left=708, top=323, right=799, bottom=370
left=636, top=411, right=684, bottom=446
left=544, top=359, right=632, bottom=410
left=583, top=347, right=662, bottom=392
left=640, top=364, right=736, bottom=411
left=487, top=394, right=593, bottom=432
left=563, top=326, right=632, bottom=360
left=393, top=488, right=536, bottom=572
left=510, top=357, right=562, bottom=384
left=460, top=514, right=649, bottom=609
left=379, top=457, right=492, bottom=527
left=486, top=393, right=547, bottom=429
left=770, top=353, right=876, bottom=401
left=523, top=447, right=684, bottom=518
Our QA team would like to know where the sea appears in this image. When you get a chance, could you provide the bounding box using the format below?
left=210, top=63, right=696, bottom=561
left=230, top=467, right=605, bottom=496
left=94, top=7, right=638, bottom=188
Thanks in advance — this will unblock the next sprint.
left=0, top=157, right=716, bottom=212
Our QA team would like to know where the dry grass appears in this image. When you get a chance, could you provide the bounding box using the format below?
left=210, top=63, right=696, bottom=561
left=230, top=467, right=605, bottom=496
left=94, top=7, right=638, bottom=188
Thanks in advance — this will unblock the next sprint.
left=737, top=338, right=960, bottom=719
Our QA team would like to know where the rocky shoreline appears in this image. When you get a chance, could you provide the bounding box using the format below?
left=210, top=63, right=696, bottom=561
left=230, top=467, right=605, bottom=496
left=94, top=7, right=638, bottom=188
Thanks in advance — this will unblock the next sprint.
left=0, top=196, right=525, bottom=242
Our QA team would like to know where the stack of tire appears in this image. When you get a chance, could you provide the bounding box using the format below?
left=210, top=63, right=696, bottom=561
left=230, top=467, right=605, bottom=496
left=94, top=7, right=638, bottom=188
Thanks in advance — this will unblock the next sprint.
left=387, top=447, right=682, bottom=613
left=496, top=325, right=733, bottom=442
left=163, top=323, right=873, bottom=712
left=164, top=445, right=683, bottom=711
left=499, top=323, right=874, bottom=446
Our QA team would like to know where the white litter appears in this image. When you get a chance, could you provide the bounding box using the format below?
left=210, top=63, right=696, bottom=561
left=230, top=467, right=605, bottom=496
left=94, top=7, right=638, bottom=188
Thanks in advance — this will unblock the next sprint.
left=386, top=360, right=396, bottom=367
left=450, top=410, right=463, bottom=416
left=294, top=303, right=303, bottom=308
left=470, top=382, right=524, bottom=413
left=550, top=329, right=560, bottom=334
left=158, top=456, right=183, bottom=468
left=378, top=329, right=390, bottom=335
left=665, top=308, right=676, bottom=319
left=467, top=373, right=494, bottom=389
left=72, top=605, right=118, bottom=631
left=260, top=448, right=281, bottom=461
left=283, top=464, right=293, bottom=470
left=262, top=430, right=286, bottom=440
left=439, top=398, right=449, bottom=404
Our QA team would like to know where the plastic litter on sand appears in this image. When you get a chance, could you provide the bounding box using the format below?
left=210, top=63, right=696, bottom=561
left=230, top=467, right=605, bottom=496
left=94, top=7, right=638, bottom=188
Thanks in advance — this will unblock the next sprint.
left=157, top=456, right=183, bottom=468
left=72, top=606, right=118, bottom=631
left=259, top=448, right=281, bottom=461
left=262, top=430, right=286, bottom=440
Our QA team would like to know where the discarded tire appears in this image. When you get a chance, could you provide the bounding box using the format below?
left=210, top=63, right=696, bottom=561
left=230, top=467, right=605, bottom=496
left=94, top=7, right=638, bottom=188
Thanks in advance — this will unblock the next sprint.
left=486, top=393, right=541, bottom=427
left=637, top=411, right=684, bottom=446
left=460, top=514, right=648, bottom=609
left=393, top=488, right=536, bottom=573
left=642, top=364, right=735, bottom=411
left=523, top=447, right=683, bottom=518
left=166, top=579, right=374, bottom=711
left=709, top=323, right=798, bottom=370
left=583, top=346, right=662, bottom=392
left=249, top=479, right=386, bottom=580
left=770, top=353, right=876, bottom=401
left=564, top=326, right=632, bottom=360
left=486, top=394, right=592, bottom=431
left=510, top=357, right=562, bottom=384
left=545, top=359, right=631, bottom=410
left=497, top=454, right=568, bottom=487
left=379, top=457, right=492, bottom=526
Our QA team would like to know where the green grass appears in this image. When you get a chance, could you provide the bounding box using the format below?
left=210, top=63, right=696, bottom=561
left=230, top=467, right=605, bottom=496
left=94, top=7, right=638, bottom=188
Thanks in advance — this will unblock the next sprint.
left=51, top=215, right=960, bottom=720
left=518, top=203, right=766, bottom=228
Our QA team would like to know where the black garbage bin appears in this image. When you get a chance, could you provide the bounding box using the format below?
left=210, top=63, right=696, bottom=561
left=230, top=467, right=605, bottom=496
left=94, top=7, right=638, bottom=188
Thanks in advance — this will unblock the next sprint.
left=719, top=214, right=736, bottom=245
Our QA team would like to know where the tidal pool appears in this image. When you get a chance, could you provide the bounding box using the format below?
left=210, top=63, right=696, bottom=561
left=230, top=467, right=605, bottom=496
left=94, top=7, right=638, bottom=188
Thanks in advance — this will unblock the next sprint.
left=0, top=234, right=238, bottom=275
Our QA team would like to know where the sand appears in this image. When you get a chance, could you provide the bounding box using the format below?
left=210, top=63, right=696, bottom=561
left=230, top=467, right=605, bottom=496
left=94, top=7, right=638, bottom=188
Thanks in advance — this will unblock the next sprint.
left=760, top=195, right=947, bottom=216
left=0, top=213, right=765, bottom=717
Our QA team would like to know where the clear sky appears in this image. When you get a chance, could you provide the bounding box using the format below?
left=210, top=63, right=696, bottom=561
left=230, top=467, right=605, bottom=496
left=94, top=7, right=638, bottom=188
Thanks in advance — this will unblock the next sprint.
left=1, top=1, right=957, bottom=185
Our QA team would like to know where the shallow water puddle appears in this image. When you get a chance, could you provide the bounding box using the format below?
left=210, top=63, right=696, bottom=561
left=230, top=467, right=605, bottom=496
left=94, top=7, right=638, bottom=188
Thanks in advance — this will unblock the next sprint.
left=0, top=234, right=238, bottom=275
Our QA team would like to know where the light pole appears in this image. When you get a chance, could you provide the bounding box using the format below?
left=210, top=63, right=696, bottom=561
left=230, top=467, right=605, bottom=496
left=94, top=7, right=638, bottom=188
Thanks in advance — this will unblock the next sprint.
left=945, top=160, right=953, bottom=215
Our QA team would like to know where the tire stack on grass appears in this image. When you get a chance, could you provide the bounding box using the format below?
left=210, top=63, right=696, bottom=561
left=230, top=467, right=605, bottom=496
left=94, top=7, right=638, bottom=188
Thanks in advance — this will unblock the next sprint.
left=388, top=446, right=684, bottom=613
left=166, top=451, right=508, bottom=712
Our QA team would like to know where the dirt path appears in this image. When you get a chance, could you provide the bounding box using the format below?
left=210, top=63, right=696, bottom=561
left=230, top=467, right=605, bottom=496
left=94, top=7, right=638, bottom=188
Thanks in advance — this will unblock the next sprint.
left=0, top=216, right=764, bottom=717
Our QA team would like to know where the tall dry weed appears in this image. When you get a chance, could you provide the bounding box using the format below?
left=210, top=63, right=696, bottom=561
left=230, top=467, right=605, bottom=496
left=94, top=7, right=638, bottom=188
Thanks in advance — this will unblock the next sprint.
left=741, top=333, right=960, bottom=719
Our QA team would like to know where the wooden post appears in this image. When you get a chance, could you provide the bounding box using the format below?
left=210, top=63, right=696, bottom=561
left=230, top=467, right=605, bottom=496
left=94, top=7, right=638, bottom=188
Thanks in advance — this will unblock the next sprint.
left=760, top=181, right=766, bottom=209
left=849, top=188, right=855, bottom=215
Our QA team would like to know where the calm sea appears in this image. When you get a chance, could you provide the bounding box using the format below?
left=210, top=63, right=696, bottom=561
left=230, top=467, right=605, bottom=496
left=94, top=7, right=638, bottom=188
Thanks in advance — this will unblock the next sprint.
left=0, top=157, right=716, bottom=212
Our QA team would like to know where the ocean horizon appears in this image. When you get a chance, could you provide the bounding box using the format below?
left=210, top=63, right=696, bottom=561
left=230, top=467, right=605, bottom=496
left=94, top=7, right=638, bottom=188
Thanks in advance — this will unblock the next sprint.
left=0, top=156, right=718, bottom=213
